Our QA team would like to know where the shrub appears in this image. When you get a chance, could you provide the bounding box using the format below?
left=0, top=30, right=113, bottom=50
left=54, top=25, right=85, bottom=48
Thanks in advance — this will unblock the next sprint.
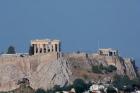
left=92, top=65, right=102, bottom=73
left=29, top=46, right=34, bottom=55
left=73, top=79, right=88, bottom=93
left=92, top=65, right=117, bottom=74
left=113, top=75, right=133, bottom=90
left=106, top=65, right=117, bottom=72
left=35, top=88, right=46, bottom=93
left=7, top=46, right=16, bottom=54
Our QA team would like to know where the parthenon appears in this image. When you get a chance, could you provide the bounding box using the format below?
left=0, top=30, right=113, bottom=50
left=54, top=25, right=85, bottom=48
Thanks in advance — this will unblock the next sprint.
left=31, top=39, right=61, bottom=55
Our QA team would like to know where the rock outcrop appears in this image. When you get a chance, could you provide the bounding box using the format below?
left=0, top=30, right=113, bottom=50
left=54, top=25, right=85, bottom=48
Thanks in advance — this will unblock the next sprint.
left=64, top=52, right=137, bottom=81
left=0, top=52, right=137, bottom=91
left=0, top=53, right=71, bottom=91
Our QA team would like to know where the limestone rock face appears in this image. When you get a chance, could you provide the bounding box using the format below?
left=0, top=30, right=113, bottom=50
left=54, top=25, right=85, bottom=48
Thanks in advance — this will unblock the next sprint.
left=0, top=52, right=137, bottom=91
left=64, top=53, right=137, bottom=80
left=123, top=58, right=137, bottom=79
left=0, top=53, right=72, bottom=91
left=30, top=58, right=71, bottom=90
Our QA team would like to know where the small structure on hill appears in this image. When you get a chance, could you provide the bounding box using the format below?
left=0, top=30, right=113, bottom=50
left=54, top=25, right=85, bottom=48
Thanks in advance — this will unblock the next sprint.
left=98, top=48, right=118, bottom=56
left=30, top=39, right=61, bottom=55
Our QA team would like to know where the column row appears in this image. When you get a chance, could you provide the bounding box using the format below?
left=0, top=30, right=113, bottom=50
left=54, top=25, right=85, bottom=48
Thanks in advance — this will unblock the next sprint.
left=33, top=44, right=60, bottom=54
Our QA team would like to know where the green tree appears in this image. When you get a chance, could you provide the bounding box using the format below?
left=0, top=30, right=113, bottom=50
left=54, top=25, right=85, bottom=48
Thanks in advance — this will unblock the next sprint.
left=92, top=65, right=117, bottom=74
left=106, top=86, right=118, bottom=93
left=29, top=46, right=34, bottom=55
left=53, top=85, right=63, bottom=92
left=35, top=88, right=46, bottom=93
left=92, top=65, right=102, bottom=73
left=73, top=79, right=88, bottom=93
left=7, top=46, right=16, bottom=54
left=107, top=65, right=117, bottom=72
left=113, top=75, right=132, bottom=90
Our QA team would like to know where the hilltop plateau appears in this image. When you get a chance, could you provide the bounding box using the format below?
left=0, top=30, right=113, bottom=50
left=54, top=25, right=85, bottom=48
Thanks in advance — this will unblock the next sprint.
left=0, top=51, right=138, bottom=92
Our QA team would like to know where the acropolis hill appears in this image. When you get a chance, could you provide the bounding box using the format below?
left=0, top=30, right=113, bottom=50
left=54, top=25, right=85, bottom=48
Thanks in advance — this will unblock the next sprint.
left=0, top=39, right=137, bottom=91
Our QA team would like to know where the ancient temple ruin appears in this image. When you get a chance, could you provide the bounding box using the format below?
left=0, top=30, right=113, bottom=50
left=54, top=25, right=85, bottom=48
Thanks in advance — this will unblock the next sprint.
left=31, top=39, right=61, bottom=55
left=98, top=48, right=118, bottom=56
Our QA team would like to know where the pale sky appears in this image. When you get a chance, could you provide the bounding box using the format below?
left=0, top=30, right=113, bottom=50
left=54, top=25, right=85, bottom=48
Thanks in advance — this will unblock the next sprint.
left=0, top=0, right=140, bottom=66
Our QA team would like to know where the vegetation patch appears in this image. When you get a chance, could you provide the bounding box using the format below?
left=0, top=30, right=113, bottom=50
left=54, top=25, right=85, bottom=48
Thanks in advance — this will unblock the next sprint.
left=113, top=74, right=140, bottom=91
left=92, top=64, right=117, bottom=74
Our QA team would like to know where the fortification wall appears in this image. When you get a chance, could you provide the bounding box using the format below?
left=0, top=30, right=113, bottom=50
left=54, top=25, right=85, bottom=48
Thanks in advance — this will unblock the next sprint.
left=0, top=52, right=59, bottom=91
left=0, top=52, right=137, bottom=91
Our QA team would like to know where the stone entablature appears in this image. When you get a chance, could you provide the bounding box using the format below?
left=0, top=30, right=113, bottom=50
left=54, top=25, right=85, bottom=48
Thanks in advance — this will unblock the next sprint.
left=31, top=39, right=61, bottom=55
left=98, top=48, right=118, bottom=56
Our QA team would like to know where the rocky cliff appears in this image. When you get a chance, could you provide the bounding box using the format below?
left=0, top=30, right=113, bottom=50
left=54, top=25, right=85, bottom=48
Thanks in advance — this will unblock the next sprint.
left=0, top=52, right=137, bottom=91
left=0, top=53, right=71, bottom=91
left=64, top=52, right=137, bottom=82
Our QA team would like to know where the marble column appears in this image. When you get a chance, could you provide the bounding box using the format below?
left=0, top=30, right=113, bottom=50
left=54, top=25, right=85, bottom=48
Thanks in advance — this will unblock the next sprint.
left=37, top=44, right=40, bottom=54
left=52, top=44, right=55, bottom=52
left=46, top=44, right=48, bottom=53
left=50, top=45, right=52, bottom=52
left=57, top=44, right=59, bottom=52
left=34, top=44, right=37, bottom=54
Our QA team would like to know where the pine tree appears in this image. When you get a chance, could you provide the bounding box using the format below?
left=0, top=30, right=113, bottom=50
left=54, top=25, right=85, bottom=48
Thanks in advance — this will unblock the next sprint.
left=7, top=46, right=16, bottom=54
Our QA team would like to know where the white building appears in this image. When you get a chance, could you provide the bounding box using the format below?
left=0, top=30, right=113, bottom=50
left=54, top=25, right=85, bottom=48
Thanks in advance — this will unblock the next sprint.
left=31, top=39, right=61, bottom=55
left=98, top=48, right=118, bottom=56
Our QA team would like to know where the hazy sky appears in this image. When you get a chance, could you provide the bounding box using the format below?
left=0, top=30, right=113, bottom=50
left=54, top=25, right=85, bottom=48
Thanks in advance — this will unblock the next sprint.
left=0, top=1, right=140, bottom=65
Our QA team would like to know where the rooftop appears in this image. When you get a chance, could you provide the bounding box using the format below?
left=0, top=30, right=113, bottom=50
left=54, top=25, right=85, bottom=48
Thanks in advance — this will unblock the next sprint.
left=31, top=39, right=60, bottom=42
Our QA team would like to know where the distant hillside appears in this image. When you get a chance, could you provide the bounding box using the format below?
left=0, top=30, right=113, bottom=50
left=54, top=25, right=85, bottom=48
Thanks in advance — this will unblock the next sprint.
left=64, top=52, right=137, bottom=82
left=0, top=52, right=138, bottom=91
